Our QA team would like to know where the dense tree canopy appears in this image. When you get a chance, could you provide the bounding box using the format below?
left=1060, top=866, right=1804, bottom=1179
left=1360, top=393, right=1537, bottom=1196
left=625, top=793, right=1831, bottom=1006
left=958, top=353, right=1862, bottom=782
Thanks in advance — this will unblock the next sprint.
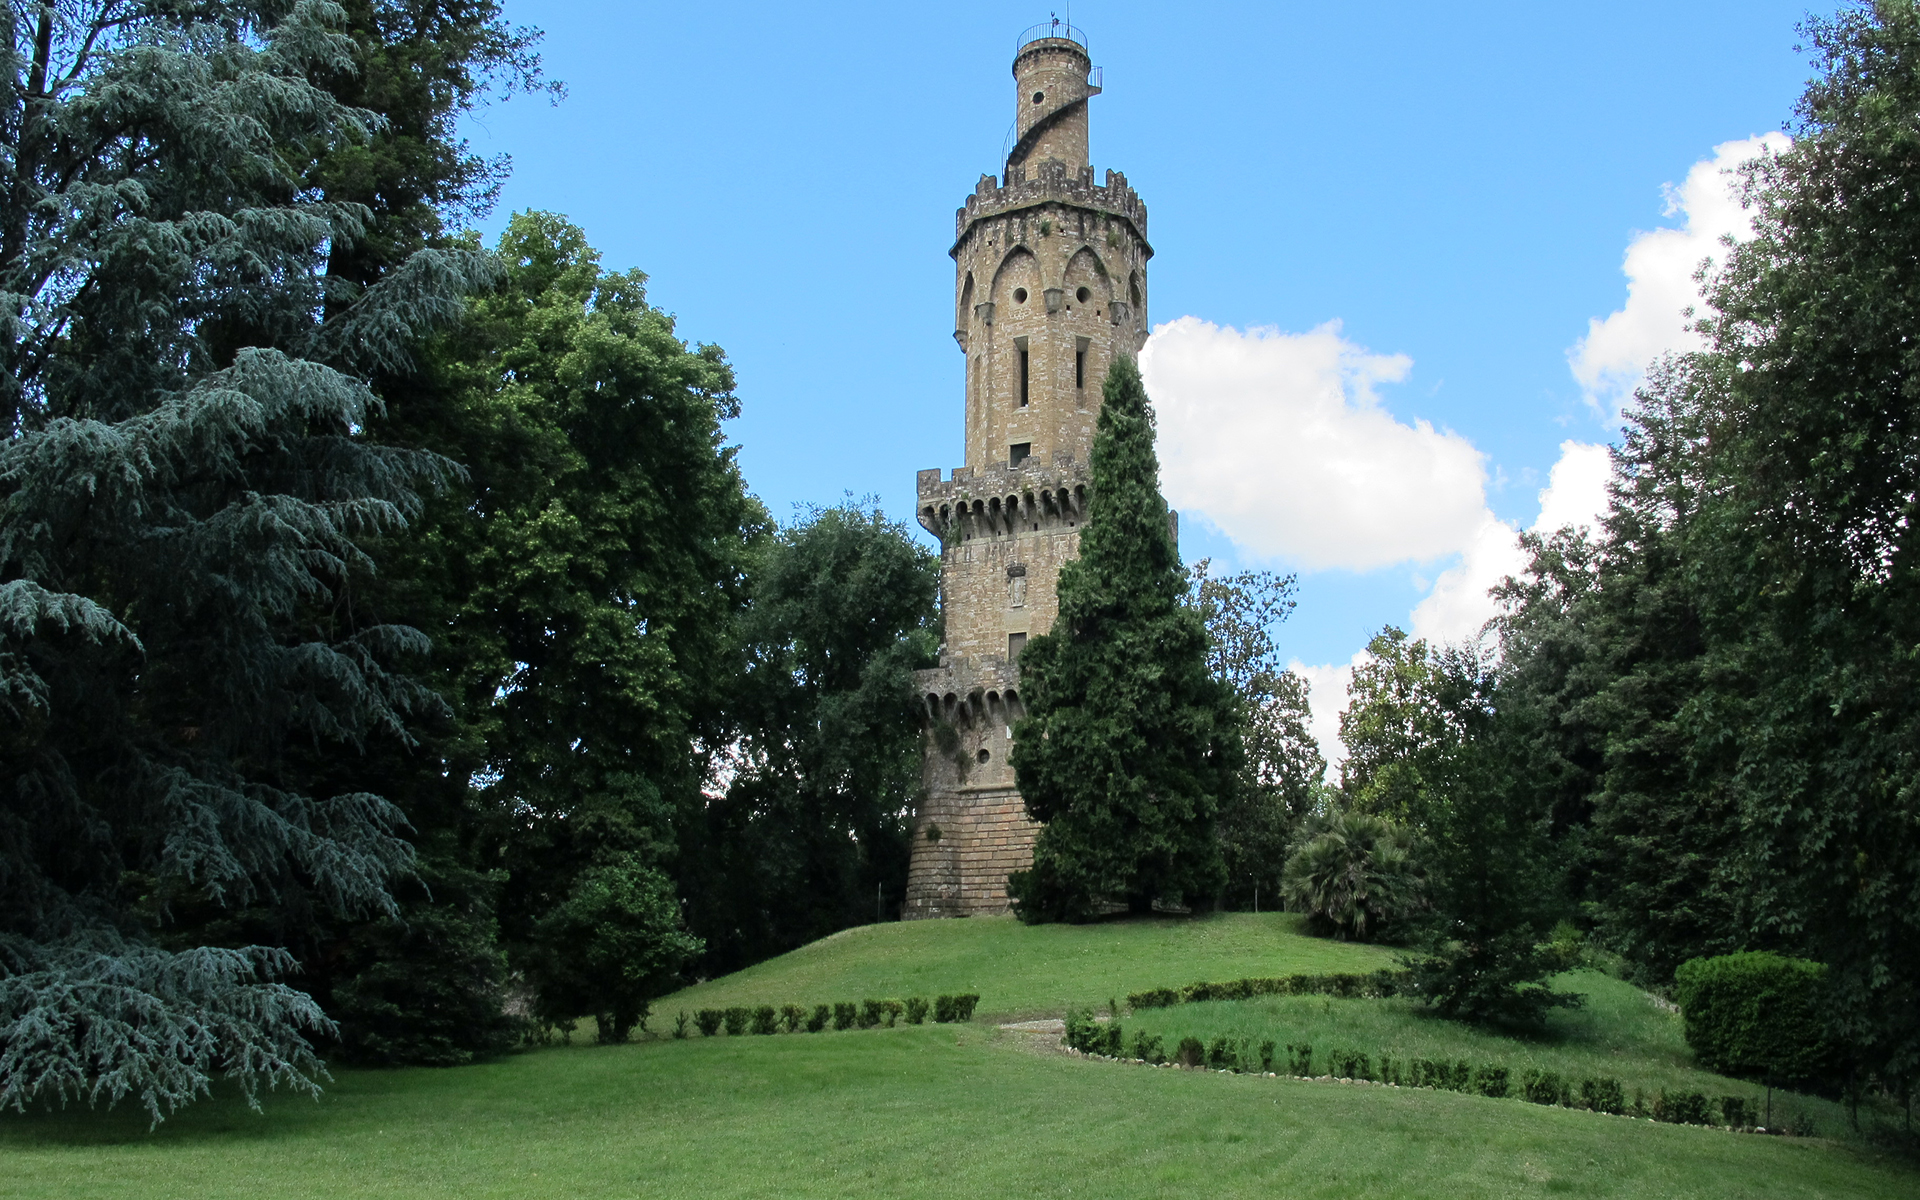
left=1187, top=563, right=1323, bottom=909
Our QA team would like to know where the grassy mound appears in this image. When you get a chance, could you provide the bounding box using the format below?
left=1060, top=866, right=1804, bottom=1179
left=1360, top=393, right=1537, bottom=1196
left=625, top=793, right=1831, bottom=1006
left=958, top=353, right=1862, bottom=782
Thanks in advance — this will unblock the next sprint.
left=4, top=1026, right=1910, bottom=1199
left=656, top=912, right=1394, bottom=1020
left=3, top=915, right=1911, bottom=1196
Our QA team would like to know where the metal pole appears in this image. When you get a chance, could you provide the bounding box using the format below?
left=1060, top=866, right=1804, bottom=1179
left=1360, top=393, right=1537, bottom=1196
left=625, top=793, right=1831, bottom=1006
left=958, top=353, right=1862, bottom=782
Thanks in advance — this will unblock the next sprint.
left=877, top=881, right=883, bottom=923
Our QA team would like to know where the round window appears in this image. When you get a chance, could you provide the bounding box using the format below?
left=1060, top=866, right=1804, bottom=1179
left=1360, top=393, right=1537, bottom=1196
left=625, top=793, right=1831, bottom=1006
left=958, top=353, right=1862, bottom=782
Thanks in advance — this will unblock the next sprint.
left=976, top=748, right=991, bottom=764
left=1013, top=287, right=1028, bottom=303
left=1033, top=91, right=1045, bottom=104
left=1076, top=286, right=1091, bottom=303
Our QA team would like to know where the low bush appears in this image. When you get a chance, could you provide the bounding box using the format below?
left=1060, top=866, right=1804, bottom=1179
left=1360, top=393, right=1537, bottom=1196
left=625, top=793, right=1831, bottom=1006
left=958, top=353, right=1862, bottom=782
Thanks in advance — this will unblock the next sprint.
left=1672, top=952, right=1837, bottom=1089
left=1328, top=1048, right=1372, bottom=1080
left=858, top=1000, right=884, bottom=1029
left=1258, top=1040, right=1277, bottom=1073
left=1522, top=1069, right=1566, bottom=1106
left=779, top=1004, right=807, bottom=1033
left=933, top=993, right=979, bottom=1023
left=1474, top=1065, right=1510, bottom=1098
left=1720, top=1096, right=1750, bottom=1128
left=883, top=999, right=905, bottom=1027
left=833, top=1002, right=856, bottom=1031
left=722, top=1007, right=750, bottom=1036
left=1132, top=1031, right=1166, bottom=1064
left=1286, top=1042, right=1313, bottom=1075
left=807, top=1004, right=830, bottom=1033
left=751, top=1006, right=778, bottom=1035
left=1580, top=1077, right=1625, bottom=1115
left=1377, top=1054, right=1400, bottom=1085
left=1128, top=987, right=1180, bottom=1010
left=904, top=997, right=929, bottom=1025
left=673, top=1011, right=690, bottom=1039
left=695, top=1009, right=724, bottom=1037
left=1207, top=1037, right=1237, bottom=1070
left=1176, top=1036, right=1205, bottom=1068
left=1653, top=1089, right=1713, bottom=1126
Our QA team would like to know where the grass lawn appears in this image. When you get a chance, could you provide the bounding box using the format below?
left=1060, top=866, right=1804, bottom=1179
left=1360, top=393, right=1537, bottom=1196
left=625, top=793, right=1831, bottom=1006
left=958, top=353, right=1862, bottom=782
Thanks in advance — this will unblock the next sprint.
left=1123, top=969, right=1857, bottom=1134
left=2, top=915, right=1911, bottom=1197
left=3, top=1026, right=1911, bottom=1199
left=656, top=911, right=1395, bottom=1020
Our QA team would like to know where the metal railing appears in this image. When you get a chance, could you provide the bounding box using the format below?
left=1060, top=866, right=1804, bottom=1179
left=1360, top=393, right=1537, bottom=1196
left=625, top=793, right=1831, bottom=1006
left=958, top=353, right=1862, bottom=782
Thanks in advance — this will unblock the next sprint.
left=1016, top=18, right=1087, bottom=53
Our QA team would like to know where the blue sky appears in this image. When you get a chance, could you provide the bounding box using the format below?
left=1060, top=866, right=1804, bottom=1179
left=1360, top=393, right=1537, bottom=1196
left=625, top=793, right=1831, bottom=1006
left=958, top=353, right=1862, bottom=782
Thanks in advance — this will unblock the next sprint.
left=467, top=0, right=1817, bottom=751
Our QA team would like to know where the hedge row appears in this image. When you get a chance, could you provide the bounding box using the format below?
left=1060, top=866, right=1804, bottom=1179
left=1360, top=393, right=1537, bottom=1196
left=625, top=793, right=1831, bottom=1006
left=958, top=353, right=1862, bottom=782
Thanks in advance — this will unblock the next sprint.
left=1063, top=1013, right=1792, bottom=1132
left=1127, top=970, right=1412, bottom=1009
left=675, top=994, right=979, bottom=1037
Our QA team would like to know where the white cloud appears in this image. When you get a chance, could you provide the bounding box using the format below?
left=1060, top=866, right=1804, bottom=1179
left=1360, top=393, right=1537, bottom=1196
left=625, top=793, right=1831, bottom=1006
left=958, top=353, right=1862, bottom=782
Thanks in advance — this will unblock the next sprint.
left=1289, top=652, right=1369, bottom=776
left=1144, top=317, right=1489, bottom=572
left=1570, top=133, right=1789, bottom=418
left=1407, top=439, right=1612, bottom=645
left=1299, top=440, right=1613, bottom=766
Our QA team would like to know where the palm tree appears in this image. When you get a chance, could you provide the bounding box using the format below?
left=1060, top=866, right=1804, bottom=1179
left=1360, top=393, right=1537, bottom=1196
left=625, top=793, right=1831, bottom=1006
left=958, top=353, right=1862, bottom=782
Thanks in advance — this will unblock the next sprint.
left=1280, top=812, right=1425, bottom=940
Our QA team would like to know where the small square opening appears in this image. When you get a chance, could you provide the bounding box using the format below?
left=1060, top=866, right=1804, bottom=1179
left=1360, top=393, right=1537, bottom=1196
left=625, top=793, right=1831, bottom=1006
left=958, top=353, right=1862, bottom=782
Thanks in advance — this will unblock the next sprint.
left=1009, top=442, right=1031, bottom=467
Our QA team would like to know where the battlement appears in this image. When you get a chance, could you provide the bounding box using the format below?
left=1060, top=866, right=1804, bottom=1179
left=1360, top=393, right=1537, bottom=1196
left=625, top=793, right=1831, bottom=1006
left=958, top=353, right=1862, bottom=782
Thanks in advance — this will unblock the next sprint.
left=916, top=656, right=1023, bottom=721
left=916, top=455, right=1091, bottom=539
left=953, top=162, right=1149, bottom=253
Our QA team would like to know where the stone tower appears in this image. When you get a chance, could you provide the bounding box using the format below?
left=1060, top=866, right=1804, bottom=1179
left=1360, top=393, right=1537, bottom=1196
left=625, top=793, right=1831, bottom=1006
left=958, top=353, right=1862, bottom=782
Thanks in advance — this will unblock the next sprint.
left=903, top=22, right=1151, bottom=918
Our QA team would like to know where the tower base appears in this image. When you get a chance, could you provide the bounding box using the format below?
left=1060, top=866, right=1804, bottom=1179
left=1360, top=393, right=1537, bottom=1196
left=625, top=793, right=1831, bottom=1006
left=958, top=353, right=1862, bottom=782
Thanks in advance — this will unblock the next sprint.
left=903, top=658, right=1036, bottom=918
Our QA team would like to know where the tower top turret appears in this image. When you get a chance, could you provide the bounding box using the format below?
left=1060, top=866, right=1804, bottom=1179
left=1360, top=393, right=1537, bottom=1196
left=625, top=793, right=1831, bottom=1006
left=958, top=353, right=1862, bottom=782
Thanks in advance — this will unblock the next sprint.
left=1006, top=21, right=1101, bottom=177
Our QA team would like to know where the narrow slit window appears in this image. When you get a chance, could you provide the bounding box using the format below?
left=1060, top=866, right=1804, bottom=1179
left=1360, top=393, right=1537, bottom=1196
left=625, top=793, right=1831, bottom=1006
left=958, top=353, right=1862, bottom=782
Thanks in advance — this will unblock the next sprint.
left=1075, top=348, right=1085, bottom=389
left=1019, top=349, right=1030, bottom=407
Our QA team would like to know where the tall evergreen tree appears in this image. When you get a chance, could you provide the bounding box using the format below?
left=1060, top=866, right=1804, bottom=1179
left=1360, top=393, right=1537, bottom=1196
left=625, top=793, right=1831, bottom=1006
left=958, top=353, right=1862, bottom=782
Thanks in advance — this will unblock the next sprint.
left=0, top=0, right=495, bottom=1120
left=1008, top=357, right=1240, bottom=921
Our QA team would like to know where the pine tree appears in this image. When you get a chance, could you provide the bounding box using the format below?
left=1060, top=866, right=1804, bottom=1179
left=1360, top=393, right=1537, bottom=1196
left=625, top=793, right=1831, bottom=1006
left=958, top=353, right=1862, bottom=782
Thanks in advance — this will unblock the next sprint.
left=1007, top=357, right=1239, bottom=921
left=0, top=1, right=495, bottom=1120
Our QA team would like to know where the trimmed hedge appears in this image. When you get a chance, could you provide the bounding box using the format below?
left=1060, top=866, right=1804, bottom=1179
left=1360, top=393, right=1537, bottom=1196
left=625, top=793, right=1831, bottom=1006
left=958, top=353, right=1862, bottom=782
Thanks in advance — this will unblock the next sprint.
left=673, top=994, right=977, bottom=1039
left=1673, top=952, right=1836, bottom=1088
left=1066, top=1019, right=1768, bottom=1131
left=1128, top=970, right=1411, bottom=1010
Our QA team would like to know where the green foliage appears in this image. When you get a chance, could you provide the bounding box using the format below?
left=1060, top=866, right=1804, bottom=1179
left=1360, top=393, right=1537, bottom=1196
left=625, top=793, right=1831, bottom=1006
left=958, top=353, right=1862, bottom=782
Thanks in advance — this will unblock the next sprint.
left=1582, top=1078, right=1626, bottom=1115
left=833, top=1002, right=856, bottom=1031
left=932, top=994, right=979, bottom=1023
left=1673, top=953, right=1837, bottom=1088
left=751, top=1006, right=778, bottom=1036
left=904, top=997, right=929, bottom=1025
left=681, top=500, right=937, bottom=973
left=858, top=999, right=884, bottom=1029
left=1175, top=1036, right=1205, bottom=1068
left=1009, top=357, right=1239, bottom=920
left=780, top=1004, right=807, bottom=1033
left=1127, top=970, right=1409, bottom=1010
left=527, top=853, right=702, bottom=1043
left=324, top=850, right=521, bottom=1065
left=1479, top=1, right=1920, bottom=1092
left=1652, top=1090, right=1712, bottom=1126
left=1339, top=630, right=1578, bottom=1026
left=673, top=1012, right=690, bottom=1038
left=723, top=1008, right=749, bottom=1037
left=807, top=1004, right=830, bottom=1033
left=1474, top=1065, right=1511, bottom=1098
left=695, top=1010, right=723, bottom=1037
left=1280, top=811, right=1425, bottom=940
left=1522, top=1069, right=1567, bottom=1106
left=1187, top=562, right=1324, bottom=908
left=0, top=0, right=515, bottom=1120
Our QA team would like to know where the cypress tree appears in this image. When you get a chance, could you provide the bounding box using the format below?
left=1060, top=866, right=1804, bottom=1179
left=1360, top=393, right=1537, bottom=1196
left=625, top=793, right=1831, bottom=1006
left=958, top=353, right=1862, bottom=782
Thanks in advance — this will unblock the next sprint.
left=1007, top=357, right=1239, bottom=921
